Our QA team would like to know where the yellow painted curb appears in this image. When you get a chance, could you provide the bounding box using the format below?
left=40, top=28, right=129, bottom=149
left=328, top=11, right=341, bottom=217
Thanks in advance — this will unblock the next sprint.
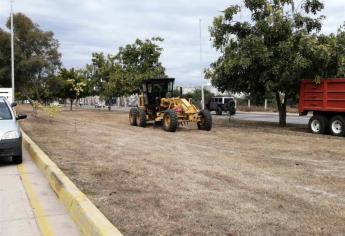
left=18, top=164, right=56, bottom=236
left=22, top=131, right=123, bottom=236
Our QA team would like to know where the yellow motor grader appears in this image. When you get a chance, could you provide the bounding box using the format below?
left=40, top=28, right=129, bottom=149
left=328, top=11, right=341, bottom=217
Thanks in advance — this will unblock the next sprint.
left=129, top=78, right=212, bottom=132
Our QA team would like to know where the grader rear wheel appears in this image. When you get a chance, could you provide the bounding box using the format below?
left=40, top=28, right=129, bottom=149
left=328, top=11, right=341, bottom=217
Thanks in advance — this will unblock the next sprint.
left=129, top=108, right=139, bottom=126
left=197, top=110, right=212, bottom=131
left=136, top=109, right=147, bottom=128
left=163, top=110, right=179, bottom=132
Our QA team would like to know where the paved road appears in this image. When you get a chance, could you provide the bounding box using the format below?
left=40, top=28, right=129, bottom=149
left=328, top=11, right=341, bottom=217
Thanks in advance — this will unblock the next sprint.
left=231, top=112, right=310, bottom=125
left=0, top=149, right=81, bottom=236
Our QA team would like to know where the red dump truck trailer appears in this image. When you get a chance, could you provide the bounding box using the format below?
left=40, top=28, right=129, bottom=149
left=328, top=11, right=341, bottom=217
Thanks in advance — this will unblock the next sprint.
left=299, top=78, right=345, bottom=136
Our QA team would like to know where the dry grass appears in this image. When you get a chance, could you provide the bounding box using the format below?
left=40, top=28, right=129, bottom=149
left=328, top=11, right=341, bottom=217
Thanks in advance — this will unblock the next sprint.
left=18, top=105, right=345, bottom=236
left=237, top=105, right=298, bottom=113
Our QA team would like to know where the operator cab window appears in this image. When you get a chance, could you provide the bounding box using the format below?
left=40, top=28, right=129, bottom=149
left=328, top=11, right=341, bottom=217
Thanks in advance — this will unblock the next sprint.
left=0, top=100, right=12, bottom=120
left=168, top=81, right=173, bottom=92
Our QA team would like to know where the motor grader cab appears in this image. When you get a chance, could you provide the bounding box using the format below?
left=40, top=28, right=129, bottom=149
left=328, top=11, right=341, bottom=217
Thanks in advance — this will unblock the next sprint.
left=129, top=78, right=212, bottom=132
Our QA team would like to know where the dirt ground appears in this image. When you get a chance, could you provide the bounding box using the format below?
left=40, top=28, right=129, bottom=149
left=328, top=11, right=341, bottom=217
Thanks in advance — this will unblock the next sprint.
left=18, top=105, right=345, bottom=236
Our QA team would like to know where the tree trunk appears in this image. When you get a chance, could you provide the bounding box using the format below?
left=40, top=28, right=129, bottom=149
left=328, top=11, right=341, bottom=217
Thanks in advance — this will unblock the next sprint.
left=26, top=96, right=37, bottom=115
left=70, top=99, right=73, bottom=111
left=123, top=96, right=127, bottom=107
left=275, top=91, right=287, bottom=127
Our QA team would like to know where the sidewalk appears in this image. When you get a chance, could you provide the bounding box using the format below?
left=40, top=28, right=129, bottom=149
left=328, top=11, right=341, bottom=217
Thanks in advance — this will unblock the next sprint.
left=0, top=150, right=81, bottom=236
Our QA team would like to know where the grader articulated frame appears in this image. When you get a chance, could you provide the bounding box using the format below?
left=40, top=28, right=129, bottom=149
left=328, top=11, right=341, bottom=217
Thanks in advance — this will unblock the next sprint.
left=129, top=78, right=212, bottom=132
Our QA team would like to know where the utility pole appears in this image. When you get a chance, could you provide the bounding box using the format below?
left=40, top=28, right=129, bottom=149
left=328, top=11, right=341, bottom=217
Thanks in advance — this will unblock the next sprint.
left=10, top=0, right=15, bottom=102
left=199, top=18, right=205, bottom=110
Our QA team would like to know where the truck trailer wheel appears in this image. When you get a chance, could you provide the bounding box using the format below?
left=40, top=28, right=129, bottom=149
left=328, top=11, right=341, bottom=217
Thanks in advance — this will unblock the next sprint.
left=163, top=110, right=179, bottom=132
left=309, top=115, right=328, bottom=134
left=129, top=108, right=139, bottom=126
left=329, top=115, right=345, bottom=136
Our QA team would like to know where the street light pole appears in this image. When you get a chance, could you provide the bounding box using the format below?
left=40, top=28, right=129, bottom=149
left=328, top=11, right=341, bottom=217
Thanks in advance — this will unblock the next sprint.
left=10, top=0, right=15, bottom=102
left=199, top=18, right=205, bottom=110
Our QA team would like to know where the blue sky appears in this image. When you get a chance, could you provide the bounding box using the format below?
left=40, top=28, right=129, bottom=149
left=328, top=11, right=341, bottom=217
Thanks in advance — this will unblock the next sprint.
left=0, top=0, right=344, bottom=86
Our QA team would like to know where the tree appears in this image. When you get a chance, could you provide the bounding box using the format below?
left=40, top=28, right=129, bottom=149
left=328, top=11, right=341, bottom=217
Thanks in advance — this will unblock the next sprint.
left=0, top=13, right=61, bottom=100
left=57, top=68, right=86, bottom=110
left=207, top=0, right=343, bottom=126
left=87, top=37, right=168, bottom=108
left=109, top=37, right=167, bottom=95
left=84, top=52, right=113, bottom=96
left=335, top=23, right=345, bottom=77
left=184, top=89, right=215, bottom=109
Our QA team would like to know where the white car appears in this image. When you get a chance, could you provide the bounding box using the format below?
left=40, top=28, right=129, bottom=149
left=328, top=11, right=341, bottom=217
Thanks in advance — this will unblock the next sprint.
left=0, top=97, right=27, bottom=164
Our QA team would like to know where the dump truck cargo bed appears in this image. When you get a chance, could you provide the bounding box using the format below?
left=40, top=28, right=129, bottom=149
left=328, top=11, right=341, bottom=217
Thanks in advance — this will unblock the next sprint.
left=299, top=79, right=345, bottom=114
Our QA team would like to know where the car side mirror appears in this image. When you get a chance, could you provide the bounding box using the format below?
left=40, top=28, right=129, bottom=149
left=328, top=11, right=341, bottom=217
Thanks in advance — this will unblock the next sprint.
left=11, top=102, right=17, bottom=107
left=16, top=114, right=27, bottom=120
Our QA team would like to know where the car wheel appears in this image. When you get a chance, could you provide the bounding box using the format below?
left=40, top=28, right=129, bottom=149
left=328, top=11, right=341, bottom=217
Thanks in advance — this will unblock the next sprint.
left=229, top=108, right=236, bottom=116
left=12, top=155, right=22, bottom=164
left=216, top=107, right=222, bottom=115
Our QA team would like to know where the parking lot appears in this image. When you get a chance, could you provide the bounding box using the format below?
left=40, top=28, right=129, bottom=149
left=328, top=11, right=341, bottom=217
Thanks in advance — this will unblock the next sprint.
left=18, top=106, right=345, bottom=235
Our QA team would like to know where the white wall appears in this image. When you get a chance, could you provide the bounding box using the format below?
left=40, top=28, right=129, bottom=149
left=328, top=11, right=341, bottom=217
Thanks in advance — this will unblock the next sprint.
left=0, top=88, right=12, bottom=103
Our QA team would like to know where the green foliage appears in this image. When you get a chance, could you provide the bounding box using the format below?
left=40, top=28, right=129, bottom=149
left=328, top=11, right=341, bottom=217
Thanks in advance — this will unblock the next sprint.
left=84, top=52, right=113, bottom=97
left=207, top=0, right=344, bottom=126
left=88, top=37, right=167, bottom=102
left=44, top=104, right=61, bottom=118
left=0, top=12, right=167, bottom=105
left=336, top=23, right=345, bottom=77
left=0, top=13, right=61, bottom=100
left=184, top=89, right=215, bottom=108
left=30, top=101, right=60, bottom=118
left=56, top=68, right=87, bottom=110
left=110, top=38, right=167, bottom=95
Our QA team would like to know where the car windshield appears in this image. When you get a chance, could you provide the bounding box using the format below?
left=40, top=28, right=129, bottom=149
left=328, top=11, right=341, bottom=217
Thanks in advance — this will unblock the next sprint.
left=0, top=101, right=12, bottom=120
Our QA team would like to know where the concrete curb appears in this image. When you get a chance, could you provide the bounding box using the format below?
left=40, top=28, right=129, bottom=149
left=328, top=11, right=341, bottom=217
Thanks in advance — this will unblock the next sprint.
left=22, top=131, right=123, bottom=236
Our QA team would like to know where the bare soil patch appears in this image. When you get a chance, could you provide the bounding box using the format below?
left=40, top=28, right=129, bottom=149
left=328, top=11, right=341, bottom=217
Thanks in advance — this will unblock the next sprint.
left=18, top=105, right=345, bottom=236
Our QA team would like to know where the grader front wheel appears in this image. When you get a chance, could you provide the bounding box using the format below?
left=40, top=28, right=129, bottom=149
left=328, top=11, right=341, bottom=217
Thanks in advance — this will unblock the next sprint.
left=163, top=110, right=179, bottom=132
left=197, top=110, right=212, bottom=131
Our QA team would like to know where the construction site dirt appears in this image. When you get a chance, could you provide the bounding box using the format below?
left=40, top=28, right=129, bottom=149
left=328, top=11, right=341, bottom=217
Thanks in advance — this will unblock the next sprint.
left=18, top=106, right=345, bottom=236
